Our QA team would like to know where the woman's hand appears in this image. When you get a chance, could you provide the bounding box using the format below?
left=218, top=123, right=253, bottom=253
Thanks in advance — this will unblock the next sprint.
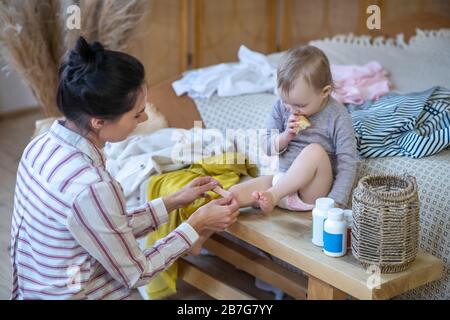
left=187, top=196, right=240, bottom=233
left=164, top=176, right=220, bottom=211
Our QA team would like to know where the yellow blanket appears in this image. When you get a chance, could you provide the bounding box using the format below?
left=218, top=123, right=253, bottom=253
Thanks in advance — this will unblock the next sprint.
left=144, top=152, right=257, bottom=299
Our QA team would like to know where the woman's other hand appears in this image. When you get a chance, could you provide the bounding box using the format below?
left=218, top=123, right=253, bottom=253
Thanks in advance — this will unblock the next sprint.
left=177, top=176, right=221, bottom=206
left=163, top=176, right=220, bottom=211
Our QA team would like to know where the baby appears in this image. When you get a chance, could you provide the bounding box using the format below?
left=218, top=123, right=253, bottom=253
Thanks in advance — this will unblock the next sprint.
left=229, top=45, right=358, bottom=212
left=189, top=45, right=358, bottom=255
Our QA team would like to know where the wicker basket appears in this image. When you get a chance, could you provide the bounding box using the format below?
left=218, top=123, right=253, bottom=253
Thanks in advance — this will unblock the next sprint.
left=351, top=174, right=420, bottom=273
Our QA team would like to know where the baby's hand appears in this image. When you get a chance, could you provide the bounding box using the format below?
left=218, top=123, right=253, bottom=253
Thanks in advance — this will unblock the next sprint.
left=286, top=113, right=301, bottom=139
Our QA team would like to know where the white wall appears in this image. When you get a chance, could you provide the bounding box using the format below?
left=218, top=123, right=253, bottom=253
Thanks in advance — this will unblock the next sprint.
left=0, top=69, right=37, bottom=113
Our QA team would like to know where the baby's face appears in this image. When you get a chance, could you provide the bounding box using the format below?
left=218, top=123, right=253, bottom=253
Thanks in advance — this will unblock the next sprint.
left=279, top=76, right=329, bottom=117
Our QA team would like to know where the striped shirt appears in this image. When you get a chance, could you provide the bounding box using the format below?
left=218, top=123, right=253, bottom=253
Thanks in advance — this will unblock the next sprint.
left=10, top=120, right=199, bottom=300
left=346, top=86, right=450, bottom=158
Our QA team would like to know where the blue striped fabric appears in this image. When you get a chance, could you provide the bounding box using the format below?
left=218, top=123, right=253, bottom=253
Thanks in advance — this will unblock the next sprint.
left=345, top=87, right=450, bottom=158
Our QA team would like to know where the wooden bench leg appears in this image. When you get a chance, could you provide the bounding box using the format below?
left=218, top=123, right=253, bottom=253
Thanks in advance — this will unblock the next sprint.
left=179, top=259, right=255, bottom=300
left=307, top=276, right=348, bottom=300
left=204, top=235, right=308, bottom=300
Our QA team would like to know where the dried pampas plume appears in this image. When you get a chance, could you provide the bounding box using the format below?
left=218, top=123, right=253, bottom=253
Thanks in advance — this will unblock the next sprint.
left=63, top=0, right=151, bottom=53
left=0, top=0, right=151, bottom=117
left=0, top=0, right=63, bottom=116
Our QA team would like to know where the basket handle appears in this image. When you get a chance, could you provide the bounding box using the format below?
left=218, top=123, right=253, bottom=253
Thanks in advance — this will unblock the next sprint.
left=357, top=173, right=418, bottom=202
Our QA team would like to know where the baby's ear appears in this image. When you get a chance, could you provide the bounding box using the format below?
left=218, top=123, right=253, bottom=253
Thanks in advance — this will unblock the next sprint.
left=322, top=85, right=332, bottom=97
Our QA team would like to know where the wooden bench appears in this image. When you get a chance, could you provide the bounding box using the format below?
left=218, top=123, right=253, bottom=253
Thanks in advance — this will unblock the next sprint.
left=179, top=207, right=444, bottom=300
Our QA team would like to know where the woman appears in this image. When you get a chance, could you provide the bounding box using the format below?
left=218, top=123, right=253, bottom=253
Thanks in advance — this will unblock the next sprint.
left=10, top=37, right=239, bottom=300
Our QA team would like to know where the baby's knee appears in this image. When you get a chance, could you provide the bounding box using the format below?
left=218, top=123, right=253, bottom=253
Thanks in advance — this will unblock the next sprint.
left=301, top=143, right=328, bottom=159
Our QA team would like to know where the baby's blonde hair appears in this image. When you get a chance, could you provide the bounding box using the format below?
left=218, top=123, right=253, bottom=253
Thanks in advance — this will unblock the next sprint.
left=277, top=45, right=333, bottom=95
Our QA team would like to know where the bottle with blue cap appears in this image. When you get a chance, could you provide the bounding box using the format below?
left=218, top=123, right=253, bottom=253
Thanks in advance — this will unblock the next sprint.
left=323, top=208, right=347, bottom=257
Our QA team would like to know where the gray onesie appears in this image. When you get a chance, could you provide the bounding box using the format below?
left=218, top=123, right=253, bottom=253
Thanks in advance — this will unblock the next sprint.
left=264, top=97, right=359, bottom=206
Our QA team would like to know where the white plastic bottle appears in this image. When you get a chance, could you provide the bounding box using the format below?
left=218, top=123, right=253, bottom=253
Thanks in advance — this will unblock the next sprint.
left=323, top=208, right=347, bottom=257
left=312, top=198, right=335, bottom=247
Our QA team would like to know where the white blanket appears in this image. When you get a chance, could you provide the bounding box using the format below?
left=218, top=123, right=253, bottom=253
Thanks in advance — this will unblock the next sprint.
left=172, top=45, right=282, bottom=99
left=104, top=128, right=237, bottom=208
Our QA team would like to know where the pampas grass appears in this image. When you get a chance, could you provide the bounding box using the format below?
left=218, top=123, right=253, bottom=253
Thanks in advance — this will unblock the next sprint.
left=0, top=0, right=63, bottom=116
left=0, top=0, right=150, bottom=116
left=93, top=0, right=149, bottom=51
left=63, top=0, right=150, bottom=53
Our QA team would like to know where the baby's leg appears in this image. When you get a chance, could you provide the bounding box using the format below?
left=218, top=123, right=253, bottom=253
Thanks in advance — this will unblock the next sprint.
left=228, top=175, right=274, bottom=207
left=188, top=176, right=273, bottom=255
left=295, top=145, right=333, bottom=205
left=258, top=143, right=333, bottom=213
left=190, top=144, right=333, bottom=254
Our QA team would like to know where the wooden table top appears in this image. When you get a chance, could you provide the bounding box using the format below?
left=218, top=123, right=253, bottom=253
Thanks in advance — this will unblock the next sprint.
left=225, top=207, right=444, bottom=300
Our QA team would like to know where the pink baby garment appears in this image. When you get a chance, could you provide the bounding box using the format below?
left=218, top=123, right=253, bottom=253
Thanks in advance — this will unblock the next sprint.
left=331, top=61, right=391, bottom=105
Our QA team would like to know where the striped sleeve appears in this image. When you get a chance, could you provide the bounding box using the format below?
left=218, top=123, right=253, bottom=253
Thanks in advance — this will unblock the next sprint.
left=106, top=180, right=169, bottom=238
left=127, top=198, right=169, bottom=239
left=66, top=181, right=199, bottom=289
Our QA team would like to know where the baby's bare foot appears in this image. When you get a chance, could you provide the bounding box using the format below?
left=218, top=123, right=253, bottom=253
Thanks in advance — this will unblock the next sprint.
left=252, top=190, right=277, bottom=214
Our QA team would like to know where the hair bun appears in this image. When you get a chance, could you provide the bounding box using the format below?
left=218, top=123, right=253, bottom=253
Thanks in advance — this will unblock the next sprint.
left=74, top=36, right=104, bottom=64
left=90, top=41, right=104, bottom=54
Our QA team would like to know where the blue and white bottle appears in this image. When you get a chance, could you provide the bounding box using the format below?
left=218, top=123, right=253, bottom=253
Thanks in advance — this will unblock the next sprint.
left=323, top=208, right=347, bottom=257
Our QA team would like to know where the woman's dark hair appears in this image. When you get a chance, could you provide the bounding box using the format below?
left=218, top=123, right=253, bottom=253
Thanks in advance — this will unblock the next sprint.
left=56, top=36, right=145, bottom=132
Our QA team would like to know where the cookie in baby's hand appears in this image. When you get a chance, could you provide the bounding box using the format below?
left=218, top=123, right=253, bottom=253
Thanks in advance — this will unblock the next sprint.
left=296, top=116, right=311, bottom=134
